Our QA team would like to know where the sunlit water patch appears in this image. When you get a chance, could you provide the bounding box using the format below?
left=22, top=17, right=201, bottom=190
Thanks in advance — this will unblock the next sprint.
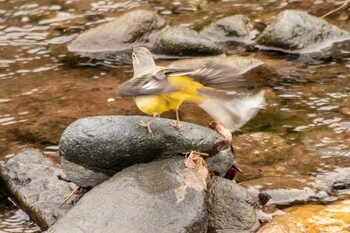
left=259, top=199, right=350, bottom=233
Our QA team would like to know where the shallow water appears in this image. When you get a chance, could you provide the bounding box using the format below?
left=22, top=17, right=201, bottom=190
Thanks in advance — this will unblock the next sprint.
left=0, top=190, right=40, bottom=232
left=0, top=0, right=349, bottom=231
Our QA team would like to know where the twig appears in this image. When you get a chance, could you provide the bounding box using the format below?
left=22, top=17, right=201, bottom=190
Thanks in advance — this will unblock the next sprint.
left=321, top=2, right=348, bottom=18
left=60, top=186, right=80, bottom=207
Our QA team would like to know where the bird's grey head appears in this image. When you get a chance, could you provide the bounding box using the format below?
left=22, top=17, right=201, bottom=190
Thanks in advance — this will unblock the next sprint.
left=132, top=47, right=156, bottom=76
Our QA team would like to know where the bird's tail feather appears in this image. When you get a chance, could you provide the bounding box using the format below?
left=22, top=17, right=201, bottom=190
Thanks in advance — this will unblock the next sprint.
left=198, top=89, right=265, bottom=132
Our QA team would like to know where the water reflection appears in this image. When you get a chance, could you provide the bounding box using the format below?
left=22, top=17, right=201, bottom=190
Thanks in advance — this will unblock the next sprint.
left=91, top=0, right=142, bottom=12
left=0, top=192, right=40, bottom=233
left=0, top=208, right=40, bottom=233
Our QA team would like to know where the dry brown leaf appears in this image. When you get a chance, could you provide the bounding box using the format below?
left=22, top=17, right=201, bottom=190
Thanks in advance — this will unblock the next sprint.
left=174, top=151, right=210, bottom=202
left=209, top=121, right=232, bottom=142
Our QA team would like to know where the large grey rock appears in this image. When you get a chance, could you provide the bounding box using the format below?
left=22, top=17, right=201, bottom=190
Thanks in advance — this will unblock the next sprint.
left=48, top=157, right=207, bottom=233
left=0, top=150, right=77, bottom=230
left=200, top=15, right=255, bottom=43
left=153, top=26, right=223, bottom=56
left=255, top=10, right=350, bottom=53
left=68, top=10, right=166, bottom=63
left=59, top=115, right=222, bottom=187
left=207, top=177, right=260, bottom=233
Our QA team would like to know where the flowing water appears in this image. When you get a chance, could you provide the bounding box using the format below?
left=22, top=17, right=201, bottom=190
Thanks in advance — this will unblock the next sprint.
left=0, top=0, right=349, bottom=231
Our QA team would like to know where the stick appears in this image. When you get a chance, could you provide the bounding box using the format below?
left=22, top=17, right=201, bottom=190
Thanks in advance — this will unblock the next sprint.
left=60, top=186, right=80, bottom=207
left=322, top=2, right=348, bottom=18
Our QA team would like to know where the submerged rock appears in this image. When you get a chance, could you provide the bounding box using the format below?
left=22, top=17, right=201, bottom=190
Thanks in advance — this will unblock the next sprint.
left=233, top=132, right=291, bottom=166
left=200, top=15, right=255, bottom=43
left=59, top=115, right=222, bottom=187
left=152, top=26, right=224, bottom=56
left=242, top=176, right=330, bottom=208
left=0, top=150, right=77, bottom=230
left=48, top=157, right=207, bottom=233
left=321, top=38, right=350, bottom=59
left=68, top=10, right=166, bottom=63
left=207, top=177, right=260, bottom=233
left=255, top=10, right=350, bottom=53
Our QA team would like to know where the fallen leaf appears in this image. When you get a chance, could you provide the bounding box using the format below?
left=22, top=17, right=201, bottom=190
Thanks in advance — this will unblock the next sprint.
left=174, top=151, right=210, bottom=202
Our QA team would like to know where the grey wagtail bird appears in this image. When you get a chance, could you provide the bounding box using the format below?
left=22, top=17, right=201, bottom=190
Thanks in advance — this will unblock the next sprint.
left=116, top=47, right=265, bottom=133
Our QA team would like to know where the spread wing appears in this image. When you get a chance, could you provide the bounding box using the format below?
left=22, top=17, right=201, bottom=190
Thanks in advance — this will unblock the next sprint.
left=117, top=57, right=261, bottom=97
left=179, top=67, right=249, bottom=89
left=116, top=68, right=188, bottom=97
left=168, top=57, right=262, bottom=90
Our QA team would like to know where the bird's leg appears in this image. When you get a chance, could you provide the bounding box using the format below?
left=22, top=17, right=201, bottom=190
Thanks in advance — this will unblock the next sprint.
left=171, top=108, right=182, bottom=129
left=138, top=120, right=153, bottom=134
left=138, top=113, right=158, bottom=134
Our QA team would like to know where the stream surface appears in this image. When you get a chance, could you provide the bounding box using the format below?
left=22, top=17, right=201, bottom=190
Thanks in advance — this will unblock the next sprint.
left=0, top=0, right=349, bottom=232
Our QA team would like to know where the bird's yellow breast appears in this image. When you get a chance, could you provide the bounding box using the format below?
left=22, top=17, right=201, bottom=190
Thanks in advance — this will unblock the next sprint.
left=134, top=76, right=206, bottom=116
left=134, top=94, right=183, bottom=116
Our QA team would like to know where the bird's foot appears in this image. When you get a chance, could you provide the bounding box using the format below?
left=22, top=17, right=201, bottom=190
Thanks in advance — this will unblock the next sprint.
left=138, top=120, right=152, bottom=134
left=171, top=120, right=182, bottom=129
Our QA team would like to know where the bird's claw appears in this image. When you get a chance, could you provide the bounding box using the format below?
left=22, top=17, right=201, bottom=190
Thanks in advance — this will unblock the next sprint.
left=171, top=120, right=182, bottom=129
left=138, top=120, right=152, bottom=134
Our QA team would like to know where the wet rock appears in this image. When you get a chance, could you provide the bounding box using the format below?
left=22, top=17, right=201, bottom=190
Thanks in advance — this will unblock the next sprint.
left=0, top=150, right=77, bottom=230
left=242, top=176, right=328, bottom=207
left=207, top=177, right=260, bottom=233
left=152, top=26, right=224, bottom=56
left=48, top=157, right=207, bottom=233
left=263, top=188, right=316, bottom=206
left=255, top=10, right=350, bottom=53
left=258, top=192, right=271, bottom=206
left=321, top=38, right=350, bottom=59
left=332, top=180, right=350, bottom=190
left=233, top=132, right=291, bottom=166
left=205, top=148, right=234, bottom=176
left=168, top=55, right=264, bottom=89
left=59, top=115, right=221, bottom=187
left=258, top=200, right=350, bottom=233
left=314, top=167, right=350, bottom=193
left=200, top=15, right=255, bottom=43
left=68, top=10, right=166, bottom=63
